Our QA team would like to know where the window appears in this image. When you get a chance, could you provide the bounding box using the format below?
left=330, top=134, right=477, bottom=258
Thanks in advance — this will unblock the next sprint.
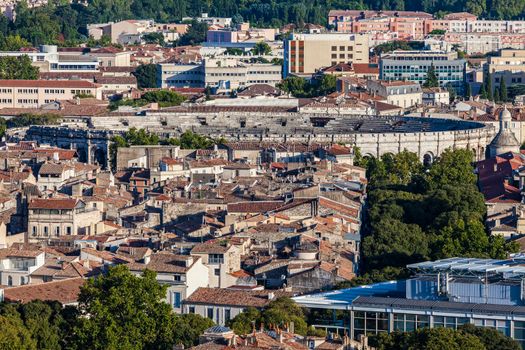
left=44, top=226, right=49, bottom=236
left=66, top=227, right=72, bottom=235
left=172, top=292, right=181, bottom=308
left=209, top=254, right=224, bottom=264
left=188, top=306, right=195, bottom=313
left=7, top=275, right=12, bottom=286
left=207, top=308, right=214, bottom=319
left=174, top=275, right=181, bottom=281
left=32, top=226, right=37, bottom=236
left=55, top=227, right=60, bottom=236
left=225, top=309, right=231, bottom=322
left=214, top=268, right=220, bottom=276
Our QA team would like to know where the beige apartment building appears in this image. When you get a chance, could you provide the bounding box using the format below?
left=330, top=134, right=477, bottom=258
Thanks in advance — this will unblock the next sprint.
left=284, top=33, right=369, bottom=76
left=27, top=198, right=103, bottom=243
left=486, top=49, right=525, bottom=87
left=0, top=80, right=102, bottom=108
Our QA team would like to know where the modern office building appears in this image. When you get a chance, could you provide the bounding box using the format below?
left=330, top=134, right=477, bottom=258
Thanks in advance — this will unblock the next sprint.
left=157, top=58, right=282, bottom=92
left=379, top=50, right=467, bottom=93
left=294, top=257, right=525, bottom=348
left=0, top=45, right=98, bottom=73
left=486, top=49, right=525, bottom=88
left=283, top=33, right=369, bottom=77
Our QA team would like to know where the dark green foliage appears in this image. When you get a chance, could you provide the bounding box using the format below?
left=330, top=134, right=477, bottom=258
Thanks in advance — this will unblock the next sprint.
left=373, top=41, right=423, bottom=56
left=252, top=41, right=271, bottom=56
left=508, top=84, right=525, bottom=100
left=373, top=327, right=486, bottom=350
left=7, top=113, right=61, bottom=128
left=0, top=56, right=39, bottom=80
left=5, top=0, right=525, bottom=47
left=500, top=79, right=508, bottom=102
left=459, top=324, right=521, bottom=350
left=72, top=265, right=178, bottom=350
left=464, top=82, right=472, bottom=100
left=133, top=64, right=158, bottom=89
left=423, top=64, right=439, bottom=88
left=142, top=32, right=165, bottom=45
left=360, top=149, right=518, bottom=279
left=178, top=20, right=207, bottom=46
left=110, top=90, right=186, bottom=110
left=429, top=29, right=446, bottom=35
left=373, top=325, right=520, bottom=350
left=173, top=313, right=214, bottom=348
left=277, top=75, right=336, bottom=97
left=227, top=297, right=307, bottom=336
left=0, top=269, right=212, bottom=350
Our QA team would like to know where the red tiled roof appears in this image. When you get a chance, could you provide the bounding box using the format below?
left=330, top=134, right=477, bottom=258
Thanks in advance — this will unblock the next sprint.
left=227, top=201, right=284, bottom=214
left=3, top=278, right=84, bottom=304
left=0, top=80, right=99, bottom=88
left=184, top=287, right=293, bottom=308
left=29, top=198, right=79, bottom=210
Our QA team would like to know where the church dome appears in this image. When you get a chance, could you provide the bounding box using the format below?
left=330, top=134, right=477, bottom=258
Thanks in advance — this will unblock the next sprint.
left=489, top=105, right=520, bottom=157
left=501, top=105, right=512, bottom=122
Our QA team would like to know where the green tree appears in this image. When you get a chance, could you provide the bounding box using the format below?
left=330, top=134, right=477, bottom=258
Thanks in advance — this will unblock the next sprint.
left=494, top=86, right=501, bottom=102
left=277, top=76, right=307, bottom=97
left=133, top=64, right=158, bottom=89
left=459, top=324, right=520, bottom=350
left=0, top=56, right=39, bottom=80
left=479, top=82, right=487, bottom=99
left=178, top=20, right=207, bottom=46
left=142, top=32, right=165, bottom=46
left=0, top=314, right=36, bottom=350
left=7, top=113, right=61, bottom=128
left=464, top=82, right=472, bottom=100
left=228, top=307, right=261, bottom=335
left=0, top=35, right=31, bottom=51
left=423, top=64, right=439, bottom=88
left=486, top=74, right=493, bottom=101
left=500, top=79, right=508, bottom=102
left=374, top=327, right=486, bottom=350
left=72, top=265, right=179, bottom=350
left=252, top=41, right=271, bottom=56
left=172, top=313, right=214, bottom=348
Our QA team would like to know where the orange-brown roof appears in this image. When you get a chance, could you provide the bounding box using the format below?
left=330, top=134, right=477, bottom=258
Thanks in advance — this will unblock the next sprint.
left=3, top=278, right=84, bottom=304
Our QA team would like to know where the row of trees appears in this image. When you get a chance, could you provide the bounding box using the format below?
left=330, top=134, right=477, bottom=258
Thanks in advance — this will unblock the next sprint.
left=3, top=0, right=525, bottom=47
left=0, top=265, right=214, bottom=350
left=350, top=149, right=519, bottom=282
left=373, top=325, right=520, bottom=350
left=110, top=128, right=225, bottom=169
left=479, top=75, right=509, bottom=102
left=109, top=90, right=186, bottom=110
left=277, top=75, right=336, bottom=98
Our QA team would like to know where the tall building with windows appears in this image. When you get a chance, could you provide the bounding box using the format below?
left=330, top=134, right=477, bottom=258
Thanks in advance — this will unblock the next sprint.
left=294, top=257, right=525, bottom=348
left=379, top=50, right=466, bottom=93
left=486, top=49, right=525, bottom=88
left=283, top=33, right=369, bottom=77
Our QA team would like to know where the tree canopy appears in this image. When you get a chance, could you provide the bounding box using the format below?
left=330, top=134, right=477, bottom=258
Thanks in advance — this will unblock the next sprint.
left=228, top=297, right=308, bottom=336
left=358, top=149, right=518, bottom=281
left=372, top=326, right=520, bottom=350
left=0, top=56, right=39, bottom=80
left=277, top=75, right=336, bottom=97
left=2, top=0, right=525, bottom=47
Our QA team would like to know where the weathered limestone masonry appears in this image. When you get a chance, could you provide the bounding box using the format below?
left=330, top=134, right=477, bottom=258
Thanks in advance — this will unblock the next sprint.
left=11, top=112, right=495, bottom=166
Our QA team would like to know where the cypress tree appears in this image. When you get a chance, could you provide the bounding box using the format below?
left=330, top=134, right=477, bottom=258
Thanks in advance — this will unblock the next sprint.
left=423, top=64, right=439, bottom=88
left=464, top=82, right=471, bottom=100
left=500, top=79, right=508, bottom=102
left=486, top=74, right=493, bottom=101
left=479, top=83, right=487, bottom=99
left=494, top=87, right=500, bottom=102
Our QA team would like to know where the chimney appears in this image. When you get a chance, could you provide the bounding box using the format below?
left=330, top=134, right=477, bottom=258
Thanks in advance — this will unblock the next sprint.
left=143, top=255, right=151, bottom=264
left=53, top=152, right=59, bottom=162
left=267, top=292, right=275, bottom=301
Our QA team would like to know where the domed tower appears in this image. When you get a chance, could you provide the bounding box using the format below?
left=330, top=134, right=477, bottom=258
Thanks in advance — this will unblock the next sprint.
left=489, top=105, right=520, bottom=158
